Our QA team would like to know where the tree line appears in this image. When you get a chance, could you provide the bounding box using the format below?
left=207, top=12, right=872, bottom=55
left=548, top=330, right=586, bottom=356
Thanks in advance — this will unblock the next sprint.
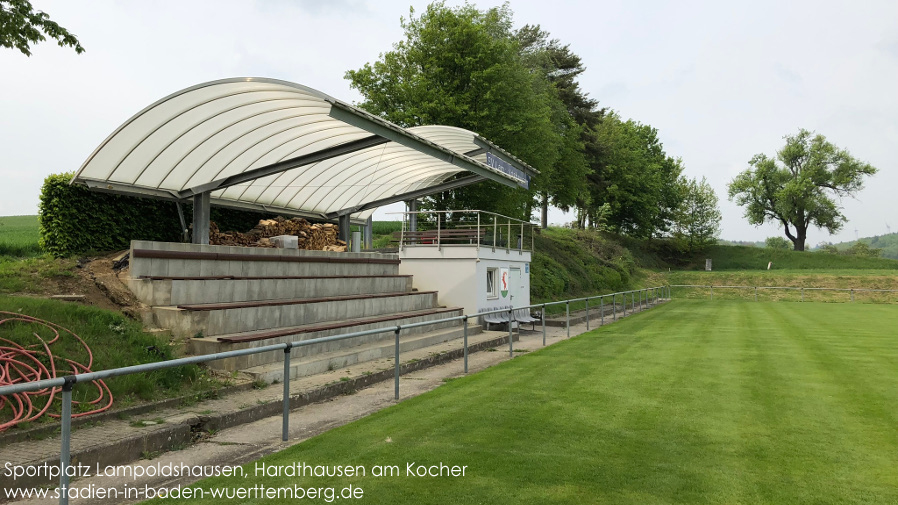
left=345, top=2, right=720, bottom=251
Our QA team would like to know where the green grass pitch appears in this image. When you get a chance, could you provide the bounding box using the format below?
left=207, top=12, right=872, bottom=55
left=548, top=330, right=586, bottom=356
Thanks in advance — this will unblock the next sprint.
left=154, top=300, right=898, bottom=504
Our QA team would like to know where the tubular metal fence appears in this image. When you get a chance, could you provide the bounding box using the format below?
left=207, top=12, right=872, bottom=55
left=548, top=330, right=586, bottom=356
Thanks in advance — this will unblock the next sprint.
left=0, top=286, right=670, bottom=505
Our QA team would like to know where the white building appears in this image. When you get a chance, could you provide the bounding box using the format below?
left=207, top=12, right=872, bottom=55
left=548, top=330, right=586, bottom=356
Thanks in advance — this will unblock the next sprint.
left=395, top=210, right=534, bottom=321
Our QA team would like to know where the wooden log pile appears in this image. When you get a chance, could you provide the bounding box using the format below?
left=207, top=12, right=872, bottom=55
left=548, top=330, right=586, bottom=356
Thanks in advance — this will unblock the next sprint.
left=209, top=217, right=347, bottom=251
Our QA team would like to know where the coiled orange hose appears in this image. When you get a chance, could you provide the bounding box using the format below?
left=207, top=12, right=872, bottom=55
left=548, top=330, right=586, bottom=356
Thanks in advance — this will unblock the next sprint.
left=0, top=312, right=112, bottom=431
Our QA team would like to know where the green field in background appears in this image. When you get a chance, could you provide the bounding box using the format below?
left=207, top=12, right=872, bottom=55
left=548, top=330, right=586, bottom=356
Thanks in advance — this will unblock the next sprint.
left=0, top=215, right=41, bottom=257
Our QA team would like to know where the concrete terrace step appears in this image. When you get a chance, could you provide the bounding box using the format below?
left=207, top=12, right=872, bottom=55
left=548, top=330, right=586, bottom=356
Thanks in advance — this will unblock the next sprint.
left=214, top=306, right=463, bottom=344
left=191, top=307, right=467, bottom=370
left=130, top=245, right=400, bottom=279
left=242, top=322, right=483, bottom=382
left=128, top=275, right=414, bottom=306
left=155, top=291, right=441, bottom=338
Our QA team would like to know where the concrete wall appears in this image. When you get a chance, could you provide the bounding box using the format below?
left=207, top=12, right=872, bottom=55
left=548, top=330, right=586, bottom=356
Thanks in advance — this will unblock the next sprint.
left=129, top=240, right=399, bottom=282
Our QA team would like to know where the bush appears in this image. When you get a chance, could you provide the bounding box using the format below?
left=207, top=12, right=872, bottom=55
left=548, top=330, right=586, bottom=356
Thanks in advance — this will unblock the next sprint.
left=845, top=242, right=882, bottom=258
left=765, top=236, right=791, bottom=250
left=39, top=173, right=271, bottom=257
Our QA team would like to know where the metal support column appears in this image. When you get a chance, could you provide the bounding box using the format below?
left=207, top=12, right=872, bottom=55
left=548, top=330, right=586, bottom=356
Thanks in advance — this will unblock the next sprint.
left=394, top=327, right=401, bottom=400
left=191, top=192, right=211, bottom=245
left=508, top=309, right=514, bottom=357
left=338, top=214, right=352, bottom=244
left=282, top=345, right=292, bottom=441
left=59, top=377, right=75, bottom=505
left=586, top=298, right=590, bottom=330
left=600, top=296, right=604, bottom=325
left=175, top=202, right=189, bottom=242
left=407, top=199, right=418, bottom=231
left=463, top=316, right=469, bottom=373
left=541, top=304, right=546, bottom=346
left=566, top=302, right=570, bottom=338
left=364, top=216, right=373, bottom=249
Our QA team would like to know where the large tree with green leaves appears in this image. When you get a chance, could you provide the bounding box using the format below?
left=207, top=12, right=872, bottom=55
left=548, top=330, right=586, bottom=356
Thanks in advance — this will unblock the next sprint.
left=728, top=129, right=877, bottom=251
left=586, top=112, right=684, bottom=237
left=515, top=24, right=596, bottom=228
left=345, top=2, right=573, bottom=220
left=673, top=176, right=721, bottom=252
left=1, top=0, right=84, bottom=56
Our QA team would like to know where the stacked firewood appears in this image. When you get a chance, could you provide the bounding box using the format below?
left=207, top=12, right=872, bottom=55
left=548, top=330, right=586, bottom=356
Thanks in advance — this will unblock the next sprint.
left=209, top=217, right=347, bottom=251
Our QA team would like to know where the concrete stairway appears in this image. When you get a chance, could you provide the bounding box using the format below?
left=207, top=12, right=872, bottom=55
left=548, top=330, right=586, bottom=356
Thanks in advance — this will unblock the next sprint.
left=127, top=241, right=479, bottom=379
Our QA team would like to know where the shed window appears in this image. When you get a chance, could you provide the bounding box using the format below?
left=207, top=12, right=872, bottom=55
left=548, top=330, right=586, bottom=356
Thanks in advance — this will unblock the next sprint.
left=486, top=268, right=498, bottom=299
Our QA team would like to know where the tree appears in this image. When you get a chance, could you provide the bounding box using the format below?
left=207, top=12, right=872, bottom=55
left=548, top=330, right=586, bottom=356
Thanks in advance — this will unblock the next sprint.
left=585, top=112, right=684, bottom=237
left=345, top=2, right=562, bottom=220
left=845, top=241, right=881, bottom=258
left=765, top=236, right=791, bottom=250
left=1, top=0, right=84, bottom=56
left=728, top=129, right=877, bottom=251
left=515, top=24, right=592, bottom=228
left=673, top=176, right=721, bottom=252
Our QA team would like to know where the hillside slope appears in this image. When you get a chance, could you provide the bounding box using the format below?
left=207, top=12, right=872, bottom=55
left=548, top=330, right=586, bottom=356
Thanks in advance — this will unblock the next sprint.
left=829, top=232, right=898, bottom=260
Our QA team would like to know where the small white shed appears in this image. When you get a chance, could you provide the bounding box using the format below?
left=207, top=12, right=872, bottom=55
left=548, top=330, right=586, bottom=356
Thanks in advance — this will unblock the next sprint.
left=395, top=210, right=534, bottom=321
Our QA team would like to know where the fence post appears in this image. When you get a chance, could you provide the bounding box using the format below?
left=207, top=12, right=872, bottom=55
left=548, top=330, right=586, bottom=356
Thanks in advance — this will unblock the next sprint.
left=394, top=327, right=400, bottom=400
left=463, top=316, right=469, bottom=374
left=623, top=292, right=627, bottom=316
left=851, top=289, right=854, bottom=302
left=586, top=297, right=590, bottom=330
left=282, top=344, right=292, bottom=441
left=508, top=309, right=514, bottom=357
left=801, top=287, right=804, bottom=302
left=600, top=296, right=605, bottom=326
left=710, top=286, right=713, bottom=300
left=59, top=377, right=74, bottom=505
left=566, top=301, right=570, bottom=338
left=541, top=304, right=546, bottom=346
left=613, top=293, right=617, bottom=320
left=755, top=286, right=758, bottom=302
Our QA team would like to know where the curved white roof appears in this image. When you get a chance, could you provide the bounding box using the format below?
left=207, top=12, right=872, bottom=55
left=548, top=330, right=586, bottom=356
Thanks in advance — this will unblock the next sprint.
left=73, top=78, right=534, bottom=222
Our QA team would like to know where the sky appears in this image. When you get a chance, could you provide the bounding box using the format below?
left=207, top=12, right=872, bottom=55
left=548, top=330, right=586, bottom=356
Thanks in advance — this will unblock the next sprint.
left=1, top=0, right=895, bottom=244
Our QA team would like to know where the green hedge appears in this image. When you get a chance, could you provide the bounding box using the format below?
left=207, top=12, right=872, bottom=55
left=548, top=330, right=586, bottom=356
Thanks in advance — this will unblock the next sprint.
left=39, top=173, right=269, bottom=257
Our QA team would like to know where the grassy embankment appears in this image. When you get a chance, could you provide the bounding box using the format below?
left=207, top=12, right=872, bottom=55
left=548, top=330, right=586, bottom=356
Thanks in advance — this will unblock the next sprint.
left=0, top=297, right=214, bottom=429
left=0, top=216, right=216, bottom=430
left=152, top=300, right=898, bottom=505
left=670, top=244, right=898, bottom=303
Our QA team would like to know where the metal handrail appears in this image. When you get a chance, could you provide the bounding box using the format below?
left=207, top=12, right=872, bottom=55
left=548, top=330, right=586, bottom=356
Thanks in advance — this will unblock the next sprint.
left=0, top=285, right=669, bottom=505
left=390, top=209, right=537, bottom=252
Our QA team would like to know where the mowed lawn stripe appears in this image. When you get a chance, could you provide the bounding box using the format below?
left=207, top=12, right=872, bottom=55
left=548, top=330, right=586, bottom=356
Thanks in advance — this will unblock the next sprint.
left=153, top=301, right=898, bottom=505
left=765, top=303, right=898, bottom=499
